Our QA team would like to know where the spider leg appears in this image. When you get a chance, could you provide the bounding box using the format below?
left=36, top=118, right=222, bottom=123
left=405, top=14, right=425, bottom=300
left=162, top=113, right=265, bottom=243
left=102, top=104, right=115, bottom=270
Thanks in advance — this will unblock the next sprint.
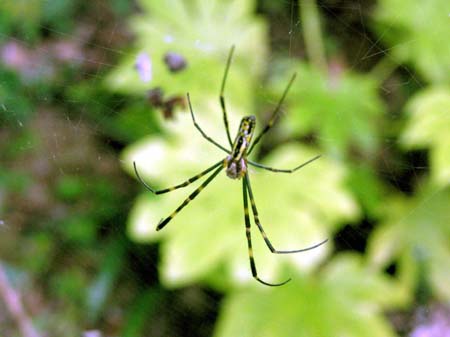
left=242, top=177, right=291, bottom=287
left=247, top=73, right=297, bottom=155
left=247, top=155, right=321, bottom=173
left=133, top=160, right=223, bottom=194
left=244, top=173, right=328, bottom=254
left=156, top=165, right=223, bottom=231
left=220, top=45, right=235, bottom=147
left=187, top=93, right=230, bottom=154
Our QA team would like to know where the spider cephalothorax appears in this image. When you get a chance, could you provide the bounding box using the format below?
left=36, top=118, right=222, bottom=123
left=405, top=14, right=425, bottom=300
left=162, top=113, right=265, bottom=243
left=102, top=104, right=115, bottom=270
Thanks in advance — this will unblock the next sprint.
left=224, top=115, right=256, bottom=179
left=133, top=46, right=327, bottom=287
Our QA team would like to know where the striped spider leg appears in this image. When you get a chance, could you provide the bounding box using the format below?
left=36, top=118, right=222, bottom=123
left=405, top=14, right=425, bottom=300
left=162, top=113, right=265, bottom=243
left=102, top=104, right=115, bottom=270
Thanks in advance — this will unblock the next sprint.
left=243, top=173, right=328, bottom=286
left=133, top=46, right=327, bottom=286
left=219, top=45, right=235, bottom=147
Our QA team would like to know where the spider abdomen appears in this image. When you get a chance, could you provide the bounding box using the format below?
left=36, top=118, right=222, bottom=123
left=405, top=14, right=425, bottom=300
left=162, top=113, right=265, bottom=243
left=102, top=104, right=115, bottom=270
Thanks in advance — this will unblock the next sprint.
left=225, top=156, right=247, bottom=179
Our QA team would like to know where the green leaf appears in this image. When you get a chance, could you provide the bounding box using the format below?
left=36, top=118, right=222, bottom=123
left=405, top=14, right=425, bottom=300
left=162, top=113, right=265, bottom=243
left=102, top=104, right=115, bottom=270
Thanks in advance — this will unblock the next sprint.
left=121, top=288, right=163, bottom=337
left=60, top=215, right=97, bottom=245
left=0, top=1, right=42, bottom=42
left=0, top=68, right=34, bottom=125
left=41, top=0, right=76, bottom=33
left=105, top=0, right=268, bottom=113
left=50, top=268, right=88, bottom=304
left=275, top=62, right=384, bottom=159
left=374, top=0, right=450, bottom=84
left=55, top=175, right=85, bottom=201
left=368, top=185, right=450, bottom=301
left=214, top=254, right=404, bottom=337
left=400, top=87, right=450, bottom=187
left=346, top=163, right=386, bottom=218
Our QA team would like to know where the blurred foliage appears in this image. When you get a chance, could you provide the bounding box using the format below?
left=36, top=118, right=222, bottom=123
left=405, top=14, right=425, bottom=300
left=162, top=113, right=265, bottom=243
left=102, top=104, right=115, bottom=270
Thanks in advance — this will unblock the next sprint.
left=0, top=67, right=33, bottom=125
left=273, top=61, right=384, bottom=158
left=400, top=87, right=450, bottom=186
left=0, top=1, right=42, bottom=42
left=1, top=0, right=449, bottom=336
left=368, top=185, right=450, bottom=302
left=105, top=0, right=268, bottom=105
left=374, top=0, right=450, bottom=84
left=216, top=254, right=406, bottom=337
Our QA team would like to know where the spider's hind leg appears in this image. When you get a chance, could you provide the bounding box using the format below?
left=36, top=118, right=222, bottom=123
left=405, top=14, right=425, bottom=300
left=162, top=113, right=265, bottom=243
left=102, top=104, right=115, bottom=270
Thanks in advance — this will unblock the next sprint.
left=242, top=177, right=291, bottom=287
left=244, top=173, right=328, bottom=254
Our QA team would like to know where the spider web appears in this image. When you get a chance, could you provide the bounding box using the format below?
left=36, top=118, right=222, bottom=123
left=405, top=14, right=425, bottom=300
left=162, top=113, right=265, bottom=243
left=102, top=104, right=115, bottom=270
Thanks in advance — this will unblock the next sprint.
left=0, top=0, right=442, bottom=336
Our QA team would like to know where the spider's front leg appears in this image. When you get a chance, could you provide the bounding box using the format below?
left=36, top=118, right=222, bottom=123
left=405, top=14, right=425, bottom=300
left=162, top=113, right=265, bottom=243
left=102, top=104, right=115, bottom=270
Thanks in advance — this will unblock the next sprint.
left=133, top=160, right=223, bottom=194
left=156, top=165, right=224, bottom=231
left=247, top=155, right=321, bottom=174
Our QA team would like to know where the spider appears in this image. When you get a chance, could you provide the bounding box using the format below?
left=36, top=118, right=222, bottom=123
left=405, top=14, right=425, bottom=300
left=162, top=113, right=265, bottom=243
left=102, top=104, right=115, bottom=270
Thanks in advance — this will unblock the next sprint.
left=133, top=46, right=327, bottom=286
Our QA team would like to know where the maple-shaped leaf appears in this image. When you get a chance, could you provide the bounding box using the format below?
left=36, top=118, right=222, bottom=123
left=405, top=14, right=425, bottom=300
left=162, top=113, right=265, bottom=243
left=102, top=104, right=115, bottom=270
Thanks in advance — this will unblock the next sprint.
left=123, top=104, right=359, bottom=287
left=368, top=185, right=450, bottom=302
left=273, top=62, right=384, bottom=159
left=400, top=87, right=450, bottom=187
left=214, top=253, right=406, bottom=337
left=374, top=0, right=450, bottom=84
left=105, top=0, right=268, bottom=111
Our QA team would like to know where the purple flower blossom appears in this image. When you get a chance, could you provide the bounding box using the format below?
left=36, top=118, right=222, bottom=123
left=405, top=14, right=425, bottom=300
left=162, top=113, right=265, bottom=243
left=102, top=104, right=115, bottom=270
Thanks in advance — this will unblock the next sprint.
left=135, top=52, right=153, bottom=82
left=163, top=51, right=187, bottom=72
left=1, top=41, right=29, bottom=69
left=411, top=305, right=450, bottom=337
